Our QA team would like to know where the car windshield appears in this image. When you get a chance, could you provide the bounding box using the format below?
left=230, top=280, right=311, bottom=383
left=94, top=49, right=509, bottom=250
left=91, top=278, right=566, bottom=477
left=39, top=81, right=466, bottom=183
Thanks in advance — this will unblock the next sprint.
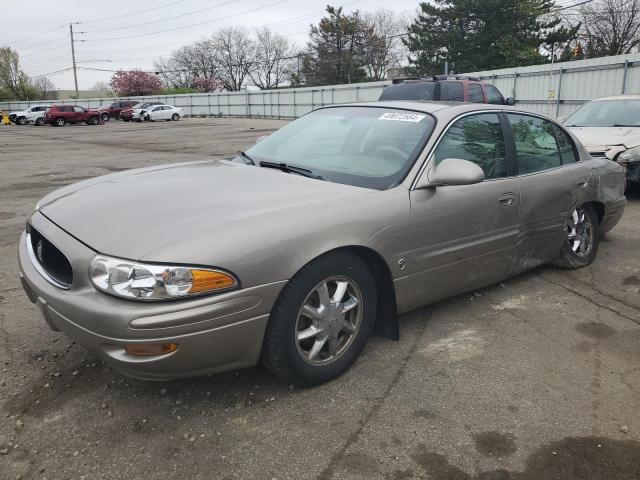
left=380, top=82, right=437, bottom=101
left=564, top=99, right=640, bottom=127
left=245, top=106, right=435, bottom=190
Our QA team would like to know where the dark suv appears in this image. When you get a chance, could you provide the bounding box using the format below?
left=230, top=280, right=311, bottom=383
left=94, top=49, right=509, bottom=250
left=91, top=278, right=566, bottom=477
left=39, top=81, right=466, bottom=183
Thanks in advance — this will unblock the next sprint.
left=380, top=76, right=512, bottom=105
left=97, top=100, right=138, bottom=122
left=43, top=105, right=102, bottom=126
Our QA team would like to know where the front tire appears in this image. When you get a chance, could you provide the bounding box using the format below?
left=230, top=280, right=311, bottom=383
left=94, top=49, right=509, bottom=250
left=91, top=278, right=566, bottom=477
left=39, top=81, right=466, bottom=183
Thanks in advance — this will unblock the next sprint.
left=262, top=251, right=377, bottom=387
left=35, top=117, right=44, bottom=126
left=171, top=113, right=180, bottom=121
left=552, top=204, right=600, bottom=269
left=54, top=117, right=65, bottom=127
left=101, top=113, right=110, bottom=122
left=17, top=116, right=27, bottom=125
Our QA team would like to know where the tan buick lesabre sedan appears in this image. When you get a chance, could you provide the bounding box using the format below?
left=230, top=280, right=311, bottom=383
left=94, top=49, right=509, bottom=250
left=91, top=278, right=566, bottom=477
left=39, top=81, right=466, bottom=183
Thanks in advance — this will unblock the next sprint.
left=18, top=102, right=626, bottom=386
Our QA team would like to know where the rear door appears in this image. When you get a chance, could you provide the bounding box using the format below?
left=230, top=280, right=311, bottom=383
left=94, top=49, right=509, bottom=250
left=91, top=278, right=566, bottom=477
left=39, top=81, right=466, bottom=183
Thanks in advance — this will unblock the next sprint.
left=406, top=111, right=520, bottom=306
left=505, top=113, right=588, bottom=272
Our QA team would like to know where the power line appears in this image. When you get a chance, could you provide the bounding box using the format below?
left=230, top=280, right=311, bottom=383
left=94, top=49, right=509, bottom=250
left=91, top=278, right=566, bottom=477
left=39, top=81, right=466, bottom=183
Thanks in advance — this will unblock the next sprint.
left=78, top=0, right=289, bottom=42
left=29, top=67, right=74, bottom=78
left=82, top=0, right=241, bottom=33
left=17, top=34, right=69, bottom=51
left=19, top=42, right=69, bottom=59
left=78, top=0, right=192, bottom=25
left=10, top=24, right=67, bottom=45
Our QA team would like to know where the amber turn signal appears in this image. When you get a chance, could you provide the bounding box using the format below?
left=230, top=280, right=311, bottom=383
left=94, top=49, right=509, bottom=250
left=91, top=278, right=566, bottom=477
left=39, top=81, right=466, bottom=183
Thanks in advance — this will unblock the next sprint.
left=190, top=269, right=236, bottom=293
left=125, top=343, right=178, bottom=356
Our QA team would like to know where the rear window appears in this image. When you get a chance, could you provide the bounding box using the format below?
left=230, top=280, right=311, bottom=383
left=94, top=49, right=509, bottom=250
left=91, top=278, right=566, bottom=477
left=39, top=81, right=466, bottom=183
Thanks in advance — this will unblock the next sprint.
left=380, top=82, right=436, bottom=101
left=439, top=82, right=464, bottom=101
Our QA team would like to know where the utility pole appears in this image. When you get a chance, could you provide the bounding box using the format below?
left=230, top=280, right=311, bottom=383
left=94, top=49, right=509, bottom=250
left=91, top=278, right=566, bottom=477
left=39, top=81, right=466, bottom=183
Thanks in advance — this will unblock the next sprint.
left=69, top=23, right=79, bottom=99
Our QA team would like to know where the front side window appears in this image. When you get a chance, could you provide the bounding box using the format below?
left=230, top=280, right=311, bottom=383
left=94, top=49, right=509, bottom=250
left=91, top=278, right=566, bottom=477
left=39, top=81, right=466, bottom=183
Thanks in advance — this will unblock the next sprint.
left=468, top=83, right=484, bottom=103
left=73, top=106, right=84, bottom=113
left=508, top=114, right=562, bottom=174
left=245, top=107, right=435, bottom=190
left=486, top=85, right=504, bottom=105
left=440, top=82, right=464, bottom=101
left=433, top=113, right=508, bottom=179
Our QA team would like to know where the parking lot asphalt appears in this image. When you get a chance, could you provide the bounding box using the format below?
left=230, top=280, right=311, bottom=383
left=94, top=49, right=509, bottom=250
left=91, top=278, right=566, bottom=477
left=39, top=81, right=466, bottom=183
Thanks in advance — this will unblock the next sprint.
left=0, top=118, right=639, bottom=480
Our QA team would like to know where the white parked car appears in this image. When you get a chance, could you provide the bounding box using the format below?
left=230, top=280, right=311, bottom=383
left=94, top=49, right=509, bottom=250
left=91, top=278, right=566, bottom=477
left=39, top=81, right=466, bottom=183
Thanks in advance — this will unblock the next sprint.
left=132, top=104, right=183, bottom=122
left=9, top=105, right=51, bottom=126
left=564, top=95, right=640, bottom=186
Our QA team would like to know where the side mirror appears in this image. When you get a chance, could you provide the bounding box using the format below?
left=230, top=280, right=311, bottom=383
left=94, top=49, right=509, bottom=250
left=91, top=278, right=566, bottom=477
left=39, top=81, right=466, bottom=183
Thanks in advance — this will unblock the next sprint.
left=505, top=97, right=515, bottom=106
left=415, top=158, right=485, bottom=188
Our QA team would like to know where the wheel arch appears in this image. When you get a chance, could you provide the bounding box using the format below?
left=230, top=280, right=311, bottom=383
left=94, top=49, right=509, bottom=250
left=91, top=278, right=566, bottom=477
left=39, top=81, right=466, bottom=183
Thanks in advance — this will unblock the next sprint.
left=584, top=200, right=604, bottom=224
left=294, top=245, right=400, bottom=341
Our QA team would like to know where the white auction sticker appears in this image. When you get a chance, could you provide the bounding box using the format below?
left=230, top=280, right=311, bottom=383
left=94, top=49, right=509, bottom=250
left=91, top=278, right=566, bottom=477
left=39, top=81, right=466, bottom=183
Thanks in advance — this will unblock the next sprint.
left=378, top=112, right=426, bottom=123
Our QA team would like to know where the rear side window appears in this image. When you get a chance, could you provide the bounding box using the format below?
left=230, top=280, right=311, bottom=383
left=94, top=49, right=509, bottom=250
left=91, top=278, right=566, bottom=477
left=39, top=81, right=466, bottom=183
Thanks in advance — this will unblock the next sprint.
left=508, top=114, right=562, bottom=174
left=486, top=85, right=504, bottom=105
left=380, top=82, right=436, bottom=101
left=433, top=113, right=508, bottom=179
left=468, top=83, right=484, bottom=103
left=73, top=106, right=84, bottom=113
left=439, top=82, right=464, bottom=101
left=554, top=125, right=579, bottom=163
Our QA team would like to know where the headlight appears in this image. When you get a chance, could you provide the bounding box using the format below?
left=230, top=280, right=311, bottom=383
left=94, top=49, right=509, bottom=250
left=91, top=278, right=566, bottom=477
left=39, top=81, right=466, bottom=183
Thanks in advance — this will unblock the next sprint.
left=618, top=146, right=640, bottom=163
left=89, top=255, right=238, bottom=300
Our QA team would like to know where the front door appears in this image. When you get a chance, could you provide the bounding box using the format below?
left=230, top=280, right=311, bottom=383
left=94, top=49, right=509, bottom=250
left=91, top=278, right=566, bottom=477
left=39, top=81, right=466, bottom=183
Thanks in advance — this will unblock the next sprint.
left=402, top=112, right=520, bottom=309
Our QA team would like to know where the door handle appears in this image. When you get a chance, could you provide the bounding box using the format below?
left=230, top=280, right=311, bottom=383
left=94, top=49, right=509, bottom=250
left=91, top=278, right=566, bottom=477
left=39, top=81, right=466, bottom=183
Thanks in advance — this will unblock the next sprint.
left=576, top=179, right=588, bottom=188
left=498, top=192, right=516, bottom=206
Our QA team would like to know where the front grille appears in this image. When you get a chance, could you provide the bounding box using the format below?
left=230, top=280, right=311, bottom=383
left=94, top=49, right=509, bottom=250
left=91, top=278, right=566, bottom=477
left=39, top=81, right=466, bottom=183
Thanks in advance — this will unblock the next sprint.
left=28, top=226, right=73, bottom=288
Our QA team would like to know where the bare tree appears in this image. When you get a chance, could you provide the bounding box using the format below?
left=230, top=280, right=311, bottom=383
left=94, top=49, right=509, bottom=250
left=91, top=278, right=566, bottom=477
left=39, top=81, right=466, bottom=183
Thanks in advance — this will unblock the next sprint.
left=361, top=9, right=410, bottom=80
left=212, top=27, right=257, bottom=91
left=32, top=76, right=57, bottom=100
left=578, top=0, right=640, bottom=56
left=249, top=27, right=296, bottom=89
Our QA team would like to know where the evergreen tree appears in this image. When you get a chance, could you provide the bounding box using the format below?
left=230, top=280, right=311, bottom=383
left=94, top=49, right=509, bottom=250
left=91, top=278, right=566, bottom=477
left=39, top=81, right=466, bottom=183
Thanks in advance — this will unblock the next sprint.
left=404, top=0, right=579, bottom=74
left=301, top=6, right=372, bottom=86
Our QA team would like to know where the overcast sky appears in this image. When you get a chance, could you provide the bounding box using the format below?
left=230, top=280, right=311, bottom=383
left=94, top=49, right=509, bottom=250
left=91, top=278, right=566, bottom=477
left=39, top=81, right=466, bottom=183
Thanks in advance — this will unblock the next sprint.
left=2, top=0, right=420, bottom=90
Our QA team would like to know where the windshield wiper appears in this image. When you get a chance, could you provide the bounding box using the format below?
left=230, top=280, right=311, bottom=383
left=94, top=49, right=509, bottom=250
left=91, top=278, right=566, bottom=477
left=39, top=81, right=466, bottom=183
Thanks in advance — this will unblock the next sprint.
left=612, top=124, right=639, bottom=127
left=237, top=151, right=255, bottom=165
left=259, top=161, right=324, bottom=180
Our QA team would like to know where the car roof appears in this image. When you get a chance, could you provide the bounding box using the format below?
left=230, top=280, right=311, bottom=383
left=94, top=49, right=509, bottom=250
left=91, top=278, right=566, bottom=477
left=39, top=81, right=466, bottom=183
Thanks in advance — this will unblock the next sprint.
left=590, top=94, right=640, bottom=101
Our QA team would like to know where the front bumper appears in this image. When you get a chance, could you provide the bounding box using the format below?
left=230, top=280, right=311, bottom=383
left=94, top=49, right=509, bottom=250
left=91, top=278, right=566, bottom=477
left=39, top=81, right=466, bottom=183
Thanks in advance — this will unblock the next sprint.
left=18, top=212, right=285, bottom=380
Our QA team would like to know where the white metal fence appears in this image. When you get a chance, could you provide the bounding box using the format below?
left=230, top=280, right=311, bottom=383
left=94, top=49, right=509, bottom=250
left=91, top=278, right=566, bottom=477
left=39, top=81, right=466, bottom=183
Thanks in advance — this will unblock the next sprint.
left=1, top=53, right=639, bottom=119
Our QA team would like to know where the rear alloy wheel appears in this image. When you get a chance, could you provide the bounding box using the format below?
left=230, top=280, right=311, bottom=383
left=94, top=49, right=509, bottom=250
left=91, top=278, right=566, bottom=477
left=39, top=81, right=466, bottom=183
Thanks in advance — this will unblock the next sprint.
left=262, top=251, right=376, bottom=387
left=35, top=117, right=44, bottom=126
left=55, top=117, right=65, bottom=127
left=552, top=204, right=599, bottom=269
left=17, top=116, right=27, bottom=125
left=171, top=113, right=180, bottom=121
left=101, top=113, right=110, bottom=122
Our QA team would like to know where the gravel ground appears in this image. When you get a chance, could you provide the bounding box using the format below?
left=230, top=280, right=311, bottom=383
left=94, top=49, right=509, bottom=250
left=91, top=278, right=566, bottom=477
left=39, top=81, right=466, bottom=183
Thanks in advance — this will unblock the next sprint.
left=0, top=118, right=639, bottom=480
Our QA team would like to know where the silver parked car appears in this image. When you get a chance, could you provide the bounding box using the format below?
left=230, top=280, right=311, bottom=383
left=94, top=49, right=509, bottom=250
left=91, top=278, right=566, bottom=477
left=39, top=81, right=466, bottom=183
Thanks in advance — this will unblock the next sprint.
left=18, top=102, right=626, bottom=386
left=564, top=95, right=640, bottom=185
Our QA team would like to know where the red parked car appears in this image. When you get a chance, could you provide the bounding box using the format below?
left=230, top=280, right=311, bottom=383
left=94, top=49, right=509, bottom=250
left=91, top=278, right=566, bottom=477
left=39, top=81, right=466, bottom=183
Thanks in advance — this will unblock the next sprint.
left=96, top=100, right=138, bottom=122
left=43, top=105, right=102, bottom=126
left=379, top=76, right=513, bottom=105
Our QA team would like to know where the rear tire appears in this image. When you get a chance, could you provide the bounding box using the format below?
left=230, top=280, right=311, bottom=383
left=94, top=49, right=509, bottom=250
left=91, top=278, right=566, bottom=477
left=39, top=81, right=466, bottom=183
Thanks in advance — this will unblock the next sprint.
left=101, top=113, right=110, bottom=122
left=171, top=113, right=180, bottom=121
left=262, top=251, right=377, bottom=387
left=551, top=204, right=600, bottom=269
left=88, top=116, right=99, bottom=125
left=54, top=117, right=65, bottom=127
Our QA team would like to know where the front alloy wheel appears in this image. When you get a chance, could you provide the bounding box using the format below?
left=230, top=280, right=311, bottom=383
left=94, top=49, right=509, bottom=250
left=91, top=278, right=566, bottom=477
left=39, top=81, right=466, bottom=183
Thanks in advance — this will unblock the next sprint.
left=262, top=251, right=376, bottom=387
left=295, top=277, right=362, bottom=365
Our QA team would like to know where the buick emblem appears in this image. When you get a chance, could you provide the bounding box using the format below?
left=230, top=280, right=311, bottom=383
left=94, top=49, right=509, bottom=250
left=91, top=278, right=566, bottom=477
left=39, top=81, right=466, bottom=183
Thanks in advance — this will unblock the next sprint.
left=36, top=240, right=44, bottom=263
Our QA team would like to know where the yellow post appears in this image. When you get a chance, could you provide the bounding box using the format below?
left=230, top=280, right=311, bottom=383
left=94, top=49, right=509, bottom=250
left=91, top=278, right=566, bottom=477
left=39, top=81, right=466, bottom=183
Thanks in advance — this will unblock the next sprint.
left=1, top=111, right=10, bottom=125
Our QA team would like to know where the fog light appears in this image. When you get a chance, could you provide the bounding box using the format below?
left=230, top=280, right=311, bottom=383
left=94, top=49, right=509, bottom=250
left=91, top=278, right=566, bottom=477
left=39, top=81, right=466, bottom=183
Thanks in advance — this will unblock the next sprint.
left=124, top=343, right=178, bottom=356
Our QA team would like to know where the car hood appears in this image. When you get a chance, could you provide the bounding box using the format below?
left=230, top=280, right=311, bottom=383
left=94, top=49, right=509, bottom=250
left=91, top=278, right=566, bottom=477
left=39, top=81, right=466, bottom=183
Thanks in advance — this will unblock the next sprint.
left=567, top=126, right=640, bottom=156
left=39, top=160, right=371, bottom=260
